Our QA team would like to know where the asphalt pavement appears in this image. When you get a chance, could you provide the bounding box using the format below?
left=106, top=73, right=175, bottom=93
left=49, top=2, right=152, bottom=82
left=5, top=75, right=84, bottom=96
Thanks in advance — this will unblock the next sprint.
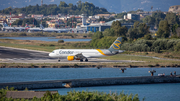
left=0, top=46, right=139, bottom=63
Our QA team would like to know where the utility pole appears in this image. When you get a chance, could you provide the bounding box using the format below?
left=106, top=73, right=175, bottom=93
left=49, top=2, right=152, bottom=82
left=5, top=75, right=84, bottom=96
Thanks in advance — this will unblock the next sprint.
left=41, top=0, right=43, bottom=6
left=151, top=6, right=153, bottom=17
left=10, top=12, right=11, bottom=27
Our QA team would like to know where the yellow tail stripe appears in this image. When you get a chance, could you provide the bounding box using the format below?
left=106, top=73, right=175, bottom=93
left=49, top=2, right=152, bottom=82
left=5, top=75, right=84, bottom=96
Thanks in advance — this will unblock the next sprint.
left=96, top=49, right=108, bottom=56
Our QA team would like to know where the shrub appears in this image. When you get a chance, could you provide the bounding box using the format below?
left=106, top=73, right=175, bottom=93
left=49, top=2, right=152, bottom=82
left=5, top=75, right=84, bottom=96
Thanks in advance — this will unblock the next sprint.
left=40, top=44, right=46, bottom=46
left=174, top=42, right=180, bottom=51
left=144, top=34, right=152, bottom=40
left=58, top=40, right=64, bottom=43
left=18, top=33, right=27, bottom=36
left=49, top=44, right=55, bottom=47
left=154, top=46, right=160, bottom=53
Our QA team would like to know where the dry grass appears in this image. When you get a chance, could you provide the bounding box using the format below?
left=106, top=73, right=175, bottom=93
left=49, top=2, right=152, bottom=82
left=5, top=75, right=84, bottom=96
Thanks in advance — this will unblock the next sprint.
left=0, top=39, right=180, bottom=67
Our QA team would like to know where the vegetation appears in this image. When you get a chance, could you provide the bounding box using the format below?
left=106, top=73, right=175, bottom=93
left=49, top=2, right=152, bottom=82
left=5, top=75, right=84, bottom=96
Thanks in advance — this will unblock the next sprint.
left=121, top=39, right=180, bottom=53
left=98, top=16, right=115, bottom=22
left=0, top=1, right=109, bottom=16
left=142, top=11, right=166, bottom=27
left=0, top=32, right=92, bottom=38
left=1, top=39, right=180, bottom=67
left=128, top=22, right=150, bottom=40
left=142, top=11, right=180, bottom=37
left=156, top=20, right=170, bottom=38
left=0, top=87, right=141, bottom=101
left=12, top=18, right=40, bottom=27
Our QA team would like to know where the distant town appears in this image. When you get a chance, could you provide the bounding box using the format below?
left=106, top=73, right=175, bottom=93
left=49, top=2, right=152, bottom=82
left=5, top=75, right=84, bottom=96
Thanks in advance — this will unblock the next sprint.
left=0, top=1, right=179, bottom=36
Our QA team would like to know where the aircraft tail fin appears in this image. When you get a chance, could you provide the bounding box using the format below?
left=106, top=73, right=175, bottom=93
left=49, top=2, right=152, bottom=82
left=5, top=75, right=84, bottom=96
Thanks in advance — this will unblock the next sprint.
left=40, top=24, right=44, bottom=29
left=25, top=23, right=30, bottom=29
left=3, top=23, right=9, bottom=27
left=108, top=37, right=122, bottom=53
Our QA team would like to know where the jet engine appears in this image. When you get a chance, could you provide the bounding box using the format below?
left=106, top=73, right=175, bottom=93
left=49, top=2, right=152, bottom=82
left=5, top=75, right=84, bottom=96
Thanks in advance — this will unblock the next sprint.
left=67, top=56, right=75, bottom=61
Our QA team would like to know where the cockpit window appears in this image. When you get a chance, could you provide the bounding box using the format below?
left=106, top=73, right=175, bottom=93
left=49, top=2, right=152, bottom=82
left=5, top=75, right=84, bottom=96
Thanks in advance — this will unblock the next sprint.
left=52, top=51, right=54, bottom=53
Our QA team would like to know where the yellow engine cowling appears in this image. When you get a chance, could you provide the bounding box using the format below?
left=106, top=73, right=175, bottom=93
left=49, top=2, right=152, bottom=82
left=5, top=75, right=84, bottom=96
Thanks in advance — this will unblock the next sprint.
left=67, top=56, right=75, bottom=61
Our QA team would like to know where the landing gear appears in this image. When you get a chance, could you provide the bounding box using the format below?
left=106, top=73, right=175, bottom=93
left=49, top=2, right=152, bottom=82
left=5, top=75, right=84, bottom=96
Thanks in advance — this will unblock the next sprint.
left=80, top=59, right=83, bottom=62
left=85, top=58, right=88, bottom=62
left=58, top=58, right=60, bottom=62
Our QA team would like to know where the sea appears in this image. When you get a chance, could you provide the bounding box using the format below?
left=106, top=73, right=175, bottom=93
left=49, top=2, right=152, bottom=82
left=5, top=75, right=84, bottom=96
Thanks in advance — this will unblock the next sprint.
left=0, top=37, right=91, bottom=42
left=0, top=67, right=180, bottom=101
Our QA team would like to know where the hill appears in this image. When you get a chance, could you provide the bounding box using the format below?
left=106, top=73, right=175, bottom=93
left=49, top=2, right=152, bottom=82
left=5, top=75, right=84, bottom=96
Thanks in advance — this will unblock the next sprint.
left=0, top=0, right=180, bottom=13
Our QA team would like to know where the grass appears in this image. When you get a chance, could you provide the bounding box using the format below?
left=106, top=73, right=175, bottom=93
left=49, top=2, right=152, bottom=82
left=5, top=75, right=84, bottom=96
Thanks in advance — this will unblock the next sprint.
left=0, top=32, right=93, bottom=38
left=0, top=39, right=91, bottom=52
left=102, top=54, right=180, bottom=66
left=0, top=39, right=180, bottom=67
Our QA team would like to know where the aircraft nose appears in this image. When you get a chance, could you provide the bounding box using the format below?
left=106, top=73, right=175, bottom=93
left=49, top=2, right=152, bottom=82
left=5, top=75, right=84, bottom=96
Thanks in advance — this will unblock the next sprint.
left=49, top=53, right=52, bottom=57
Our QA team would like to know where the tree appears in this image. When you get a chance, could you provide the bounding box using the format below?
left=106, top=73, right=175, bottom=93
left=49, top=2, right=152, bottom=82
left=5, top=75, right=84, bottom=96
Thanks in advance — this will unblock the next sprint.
left=115, top=12, right=127, bottom=19
left=143, top=16, right=155, bottom=25
left=165, top=12, right=180, bottom=25
left=59, top=1, right=68, bottom=8
left=157, top=20, right=170, bottom=38
left=172, top=23, right=179, bottom=36
left=111, top=20, right=121, bottom=36
left=128, top=28, right=138, bottom=40
left=138, top=23, right=150, bottom=37
left=92, top=31, right=103, bottom=39
left=12, top=19, right=23, bottom=26
left=103, top=28, right=114, bottom=36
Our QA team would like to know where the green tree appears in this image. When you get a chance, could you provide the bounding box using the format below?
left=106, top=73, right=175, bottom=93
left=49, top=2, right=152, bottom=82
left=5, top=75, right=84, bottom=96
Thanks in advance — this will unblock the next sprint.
left=111, top=20, right=122, bottom=36
left=111, top=20, right=127, bottom=36
left=59, top=1, right=68, bottom=8
left=165, top=12, right=180, bottom=25
left=128, top=28, right=138, bottom=40
left=92, top=31, right=103, bottom=39
left=115, top=12, right=127, bottom=19
left=157, top=20, right=170, bottom=38
left=138, top=23, right=150, bottom=38
left=103, top=28, right=114, bottom=36
left=143, top=16, right=155, bottom=25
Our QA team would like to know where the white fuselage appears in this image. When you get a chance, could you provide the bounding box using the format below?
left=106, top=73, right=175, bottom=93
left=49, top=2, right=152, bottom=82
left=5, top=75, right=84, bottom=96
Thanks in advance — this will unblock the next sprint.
left=49, top=49, right=114, bottom=58
left=43, top=28, right=70, bottom=33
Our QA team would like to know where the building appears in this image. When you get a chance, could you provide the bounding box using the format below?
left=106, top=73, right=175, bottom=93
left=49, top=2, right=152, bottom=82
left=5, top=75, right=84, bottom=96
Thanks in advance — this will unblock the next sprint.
left=6, top=16, right=25, bottom=25
left=46, top=19, right=64, bottom=28
left=31, top=14, right=43, bottom=20
left=95, top=14, right=116, bottom=19
left=127, top=13, right=140, bottom=20
left=18, top=13, right=26, bottom=17
left=87, top=24, right=111, bottom=32
left=87, top=19, right=134, bottom=32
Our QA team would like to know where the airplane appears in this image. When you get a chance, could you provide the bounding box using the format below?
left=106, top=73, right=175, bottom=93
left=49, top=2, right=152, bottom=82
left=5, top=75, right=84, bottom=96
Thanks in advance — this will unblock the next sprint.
left=26, top=24, right=43, bottom=32
left=49, top=37, right=124, bottom=62
left=2, top=23, right=28, bottom=32
left=14, top=26, right=26, bottom=32
left=40, top=24, right=70, bottom=33
left=2, top=23, right=15, bottom=32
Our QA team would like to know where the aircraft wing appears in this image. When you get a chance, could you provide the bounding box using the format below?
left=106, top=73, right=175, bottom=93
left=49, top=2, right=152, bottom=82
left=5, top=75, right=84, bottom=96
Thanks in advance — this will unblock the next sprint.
left=74, top=53, right=86, bottom=60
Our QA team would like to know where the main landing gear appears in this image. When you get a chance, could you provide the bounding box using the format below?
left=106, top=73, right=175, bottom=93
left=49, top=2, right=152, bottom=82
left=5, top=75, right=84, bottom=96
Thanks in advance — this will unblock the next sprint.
left=58, top=58, right=60, bottom=62
left=80, top=58, right=88, bottom=62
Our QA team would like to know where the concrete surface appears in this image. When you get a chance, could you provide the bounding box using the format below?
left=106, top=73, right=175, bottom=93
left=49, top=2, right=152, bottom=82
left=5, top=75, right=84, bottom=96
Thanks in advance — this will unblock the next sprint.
left=0, top=46, right=141, bottom=63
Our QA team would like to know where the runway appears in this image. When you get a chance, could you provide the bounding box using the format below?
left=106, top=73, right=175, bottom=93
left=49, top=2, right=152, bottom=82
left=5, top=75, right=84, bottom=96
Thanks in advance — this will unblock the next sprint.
left=0, top=46, right=140, bottom=63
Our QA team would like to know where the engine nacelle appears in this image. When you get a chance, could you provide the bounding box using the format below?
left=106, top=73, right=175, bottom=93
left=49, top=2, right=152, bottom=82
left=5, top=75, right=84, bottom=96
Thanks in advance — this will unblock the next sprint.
left=67, top=56, right=75, bottom=61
